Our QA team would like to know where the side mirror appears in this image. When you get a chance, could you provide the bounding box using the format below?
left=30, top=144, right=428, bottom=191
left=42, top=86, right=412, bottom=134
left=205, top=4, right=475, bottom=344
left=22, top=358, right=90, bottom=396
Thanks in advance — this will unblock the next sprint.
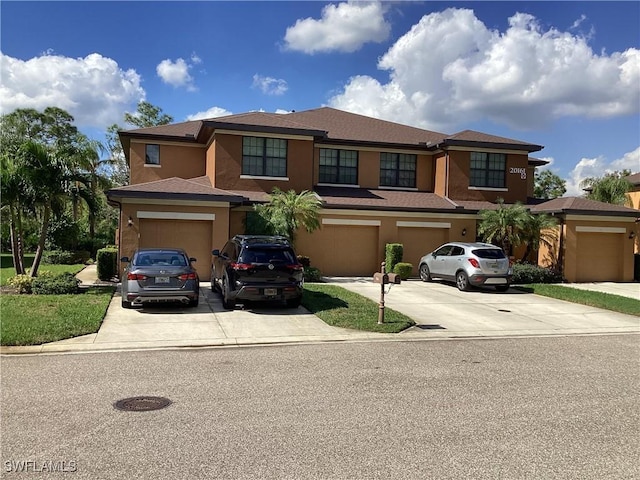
left=431, top=252, right=437, bottom=258
left=189, top=257, right=197, bottom=262
left=120, top=256, right=130, bottom=263
left=212, top=249, right=220, bottom=256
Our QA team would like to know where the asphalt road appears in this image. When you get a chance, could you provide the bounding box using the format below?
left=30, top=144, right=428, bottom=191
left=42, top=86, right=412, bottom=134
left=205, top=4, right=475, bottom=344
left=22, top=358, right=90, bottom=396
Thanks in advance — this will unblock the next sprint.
left=2, top=335, right=639, bottom=480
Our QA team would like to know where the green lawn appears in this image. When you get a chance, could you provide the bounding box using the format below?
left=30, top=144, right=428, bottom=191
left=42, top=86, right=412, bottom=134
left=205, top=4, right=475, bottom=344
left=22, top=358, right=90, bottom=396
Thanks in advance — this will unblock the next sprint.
left=0, top=288, right=115, bottom=346
left=520, top=284, right=640, bottom=317
left=302, top=283, right=415, bottom=333
left=0, top=254, right=85, bottom=286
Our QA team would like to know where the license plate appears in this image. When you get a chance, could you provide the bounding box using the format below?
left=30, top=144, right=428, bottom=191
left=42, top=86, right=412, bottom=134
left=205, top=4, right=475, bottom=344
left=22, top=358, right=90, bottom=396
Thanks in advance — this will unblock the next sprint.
left=155, top=276, right=170, bottom=284
left=264, top=288, right=278, bottom=296
left=488, top=262, right=498, bottom=268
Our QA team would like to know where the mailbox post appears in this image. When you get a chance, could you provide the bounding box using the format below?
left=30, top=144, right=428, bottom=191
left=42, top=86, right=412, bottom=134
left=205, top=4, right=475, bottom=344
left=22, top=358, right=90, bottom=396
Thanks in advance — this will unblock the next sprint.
left=372, top=261, right=401, bottom=324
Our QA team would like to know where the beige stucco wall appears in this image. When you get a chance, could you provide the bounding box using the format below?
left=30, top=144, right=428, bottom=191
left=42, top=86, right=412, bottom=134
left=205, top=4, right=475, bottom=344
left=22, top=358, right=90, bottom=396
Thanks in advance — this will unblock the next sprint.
left=129, top=141, right=206, bottom=185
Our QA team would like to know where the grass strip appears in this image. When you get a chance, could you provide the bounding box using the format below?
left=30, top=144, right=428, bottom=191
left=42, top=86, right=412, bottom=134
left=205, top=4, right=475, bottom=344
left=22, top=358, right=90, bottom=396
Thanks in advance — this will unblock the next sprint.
left=1, top=253, right=85, bottom=286
left=519, top=284, right=640, bottom=317
left=0, top=288, right=115, bottom=346
left=303, top=283, right=415, bottom=333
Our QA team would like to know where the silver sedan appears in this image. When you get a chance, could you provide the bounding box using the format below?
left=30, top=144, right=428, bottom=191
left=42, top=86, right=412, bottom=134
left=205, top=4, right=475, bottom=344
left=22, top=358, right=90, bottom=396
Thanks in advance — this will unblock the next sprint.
left=120, top=248, right=200, bottom=308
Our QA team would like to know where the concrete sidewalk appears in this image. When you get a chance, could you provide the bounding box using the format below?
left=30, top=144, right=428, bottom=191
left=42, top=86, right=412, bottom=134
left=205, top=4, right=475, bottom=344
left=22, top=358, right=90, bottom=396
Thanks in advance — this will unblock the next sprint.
left=0, top=266, right=638, bottom=355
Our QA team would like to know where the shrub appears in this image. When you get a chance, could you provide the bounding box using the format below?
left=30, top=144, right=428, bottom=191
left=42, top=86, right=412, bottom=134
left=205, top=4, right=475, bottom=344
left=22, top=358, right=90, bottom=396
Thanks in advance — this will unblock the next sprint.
left=97, top=247, right=119, bottom=281
left=393, top=262, right=413, bottom=280
left=32, top=272, right=80, bottom=295
left=43, top=250, right=75, bottom=265
left=8, top=274, right=35, bottom=294
left=297, top=255, right=311, bottom=268
left=511, top=263, right=563, bottom=284
left=303, top=266, right=322, bottom=282
left=385, top=243, right=403, bottom=274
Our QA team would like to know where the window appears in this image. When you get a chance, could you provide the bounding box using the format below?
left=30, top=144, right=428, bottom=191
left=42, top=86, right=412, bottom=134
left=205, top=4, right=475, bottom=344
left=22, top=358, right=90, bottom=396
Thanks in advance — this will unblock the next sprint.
left=380, top=153, right=416, bottom=188
left=470, top=152, right=506, bottom=188
left=319, top=149, right=358, bottom=184
left=242, top=137, right=287, bottom=177
left=145, top=144, right=160, bottom=165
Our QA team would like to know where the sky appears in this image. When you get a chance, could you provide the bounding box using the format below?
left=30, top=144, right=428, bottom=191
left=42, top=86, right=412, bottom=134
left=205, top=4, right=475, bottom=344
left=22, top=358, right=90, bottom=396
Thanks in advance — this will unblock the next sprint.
left=1, top=1, right=639, bottom=197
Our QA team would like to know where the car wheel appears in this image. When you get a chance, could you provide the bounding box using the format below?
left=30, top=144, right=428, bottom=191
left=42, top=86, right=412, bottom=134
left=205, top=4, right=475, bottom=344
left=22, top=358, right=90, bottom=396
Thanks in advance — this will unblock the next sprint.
left=495, top=285, right=510, bottom=292
left=188, top=297, right=199, bottom=307
left=419, top=264, right=432, bottom=282
left=456, top=271, right=470, bottom=291
left=286, top=297, right=302, bottom=308
left=221, top=277, right=235, bottom=310
left=122, top=298, right=132, bottom=309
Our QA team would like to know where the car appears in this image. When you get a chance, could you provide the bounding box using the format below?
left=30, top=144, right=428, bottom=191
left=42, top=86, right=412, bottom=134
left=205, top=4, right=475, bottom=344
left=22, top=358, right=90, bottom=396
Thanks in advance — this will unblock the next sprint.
left=211, top=235, right=304, bottom=309
left=120, top=248, right=200, bottom=308
left=418, top=242, right=512, bottom=292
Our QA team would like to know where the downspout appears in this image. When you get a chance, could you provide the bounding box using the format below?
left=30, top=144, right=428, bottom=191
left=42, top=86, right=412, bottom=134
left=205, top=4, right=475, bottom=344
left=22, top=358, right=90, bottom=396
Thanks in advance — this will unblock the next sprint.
left=557, top=215, right=565, bottom=279
left=445, top=152, right=450, bottom=198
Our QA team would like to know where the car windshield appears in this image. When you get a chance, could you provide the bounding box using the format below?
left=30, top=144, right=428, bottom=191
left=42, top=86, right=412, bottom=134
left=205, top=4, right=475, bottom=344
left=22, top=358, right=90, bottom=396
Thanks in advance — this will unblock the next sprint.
left=134, top=252, right=187, bottom=266
left=473, top=249, right=506, bottom=259
left=240, top=247, right=296, bottom=264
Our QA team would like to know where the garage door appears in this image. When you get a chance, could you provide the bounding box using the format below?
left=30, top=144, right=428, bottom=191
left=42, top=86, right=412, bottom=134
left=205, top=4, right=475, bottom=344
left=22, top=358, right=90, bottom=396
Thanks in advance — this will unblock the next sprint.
left=323, top=225, right=379, bottom=276
left=576, top=232, right=623, bottom=282
left=139, top=219, right=213, bottom=280
left=398, top=227, right=449, bottom=275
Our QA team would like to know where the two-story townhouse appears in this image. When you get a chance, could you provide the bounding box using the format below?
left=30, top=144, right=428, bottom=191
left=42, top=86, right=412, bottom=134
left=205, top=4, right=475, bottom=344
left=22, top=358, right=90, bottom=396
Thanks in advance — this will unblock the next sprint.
left=107, top=107, right=639, bottom=282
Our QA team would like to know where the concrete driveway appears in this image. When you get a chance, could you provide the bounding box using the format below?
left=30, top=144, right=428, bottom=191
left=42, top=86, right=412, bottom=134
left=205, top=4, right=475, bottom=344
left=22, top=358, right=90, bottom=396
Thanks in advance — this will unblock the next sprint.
left=330, top=278, right=640, bottom=339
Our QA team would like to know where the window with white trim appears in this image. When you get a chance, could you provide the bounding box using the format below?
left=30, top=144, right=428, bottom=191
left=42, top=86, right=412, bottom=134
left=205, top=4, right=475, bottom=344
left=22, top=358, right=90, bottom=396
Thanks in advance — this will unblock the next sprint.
left=380, top=152, right=416, bottom=188
left=319, top=148, right=358, bottom=184
left=470, top=152, right=506, bottom=188
left=242, top=137, right=287, bottom=177
left=145, top=144, right=160, bottom=165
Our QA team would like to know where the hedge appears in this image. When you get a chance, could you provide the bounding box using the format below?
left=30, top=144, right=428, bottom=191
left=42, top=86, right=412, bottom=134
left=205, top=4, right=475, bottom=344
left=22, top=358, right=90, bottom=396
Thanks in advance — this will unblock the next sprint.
left=97, top=247, right=119, bottom=281
left=32, top=272, right=80, bottom=295
left=385, top=243, right=403, bottom=274
left=393, top=262, right=413, bottom=280
left=511, top=263, right=563, bottom=284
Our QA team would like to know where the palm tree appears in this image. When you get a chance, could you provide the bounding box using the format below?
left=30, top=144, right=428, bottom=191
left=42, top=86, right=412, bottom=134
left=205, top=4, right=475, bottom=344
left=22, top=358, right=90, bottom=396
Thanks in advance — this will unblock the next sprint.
left=19, top=141, right=91, bottom=277
left=1, top=153, right=27, bottom=274
left=519, top=212, right=559, bottom=262
left=254, top=188, right=322, bottom=245
left=580, top=171, right=633, bottom=206
left=477, top=200, right=529, bottom=255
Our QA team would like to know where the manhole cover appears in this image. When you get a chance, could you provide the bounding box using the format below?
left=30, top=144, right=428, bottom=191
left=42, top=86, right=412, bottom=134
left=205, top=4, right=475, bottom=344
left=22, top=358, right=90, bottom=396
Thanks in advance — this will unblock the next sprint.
left=113, top=396, right=172, bottom=412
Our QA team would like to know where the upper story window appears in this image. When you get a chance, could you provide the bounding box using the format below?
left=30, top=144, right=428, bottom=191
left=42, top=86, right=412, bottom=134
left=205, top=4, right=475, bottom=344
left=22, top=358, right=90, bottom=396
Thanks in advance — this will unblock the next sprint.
left=380, top=152, right=416, bottom=188
left=319, top=148, right=358, bottom=185
left=242, top=137, right=287, bottom=177
left=470, top=152, right=506, bottom=188
left=145, top=144, right=160, bottom=165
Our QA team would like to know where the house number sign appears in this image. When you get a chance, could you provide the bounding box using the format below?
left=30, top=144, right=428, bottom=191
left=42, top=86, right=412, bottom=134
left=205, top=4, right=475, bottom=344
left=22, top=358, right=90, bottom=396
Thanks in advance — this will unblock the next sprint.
left=510, top=167, right=527, bottom=179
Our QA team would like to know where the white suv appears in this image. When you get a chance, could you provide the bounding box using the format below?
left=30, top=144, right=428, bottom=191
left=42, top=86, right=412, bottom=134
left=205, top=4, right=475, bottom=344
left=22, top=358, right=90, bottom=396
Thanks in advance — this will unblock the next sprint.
left=418, top=242, right=512, bottom=292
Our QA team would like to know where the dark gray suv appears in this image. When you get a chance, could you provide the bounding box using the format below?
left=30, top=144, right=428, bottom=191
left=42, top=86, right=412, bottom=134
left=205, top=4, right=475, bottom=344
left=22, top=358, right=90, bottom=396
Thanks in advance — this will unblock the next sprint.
left=211, top=235, right=304, bottom=309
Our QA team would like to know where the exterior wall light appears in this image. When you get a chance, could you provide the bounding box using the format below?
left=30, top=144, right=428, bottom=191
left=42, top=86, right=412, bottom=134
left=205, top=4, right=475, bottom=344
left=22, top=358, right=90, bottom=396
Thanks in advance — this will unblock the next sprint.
left=127, top=216, right=134, bottom=227
left=461, top=228, right=467, bottom=236
left=630, top=231, right=636, bottom=239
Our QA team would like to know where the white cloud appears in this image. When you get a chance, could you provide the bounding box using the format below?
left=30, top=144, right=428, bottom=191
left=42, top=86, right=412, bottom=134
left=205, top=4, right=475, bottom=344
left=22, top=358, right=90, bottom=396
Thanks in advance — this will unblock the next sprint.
left=283, top=1, right=391, bottom=54
left=252, top=74, right=288, bottom=96
left=328, top=8, right=640, bottom=132
left=565, top=146, right=640, bottom=196
left=156, top=56, right=199, bottom=91
left=0, top=52, right=144, bottom=129
left=570, top=14, right=587, bottom=30
left=186, top=106, right=232, bottom=121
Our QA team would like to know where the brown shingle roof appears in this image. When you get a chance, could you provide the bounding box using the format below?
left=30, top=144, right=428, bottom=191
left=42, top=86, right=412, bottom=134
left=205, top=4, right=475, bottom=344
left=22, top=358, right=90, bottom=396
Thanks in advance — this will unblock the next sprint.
left=531, top=196, right=640, bottom=216
left=107, top=176, right=244, bottom=203
left=314, top=186, right=458, bottom=211
left=626, top=172, right=640, bottom=186
left=118, top=107, right=541, bottom=152
left=286, top=107, right=447, bottom=146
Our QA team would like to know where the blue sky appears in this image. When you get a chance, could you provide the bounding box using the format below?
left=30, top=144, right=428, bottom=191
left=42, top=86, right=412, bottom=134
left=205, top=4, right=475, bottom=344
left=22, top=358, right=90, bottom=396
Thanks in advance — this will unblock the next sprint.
left=1, top=1, right=638, bottom=196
